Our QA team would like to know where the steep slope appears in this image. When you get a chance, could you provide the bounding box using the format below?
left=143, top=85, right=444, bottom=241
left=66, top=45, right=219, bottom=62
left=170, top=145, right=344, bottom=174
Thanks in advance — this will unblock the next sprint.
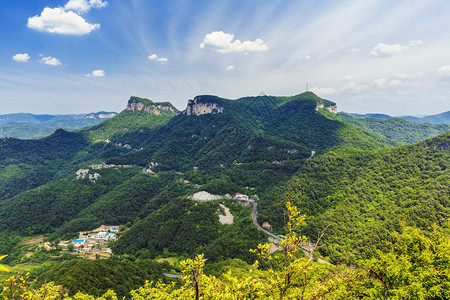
left=258, top=132, right=449, bottom=262
left=0, top=97, right=177, bottom=200
left=0, top=130, right=90, bottom=200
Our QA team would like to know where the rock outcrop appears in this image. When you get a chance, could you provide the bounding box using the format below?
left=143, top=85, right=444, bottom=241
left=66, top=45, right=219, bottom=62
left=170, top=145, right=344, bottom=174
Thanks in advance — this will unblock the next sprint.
left=182, top=96, right=224, bottom=116
left=316, top=104, right=338, bottom=114
left=189, top=191, right=224, bottom=201
left=126, top=97, right=176, bottom=115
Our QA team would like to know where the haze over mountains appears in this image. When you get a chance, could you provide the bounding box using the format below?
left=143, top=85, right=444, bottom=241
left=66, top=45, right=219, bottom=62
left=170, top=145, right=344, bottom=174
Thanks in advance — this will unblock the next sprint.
left=0, top=112, right=117, bottom=138
left=347, top=111, right=450, bottom=124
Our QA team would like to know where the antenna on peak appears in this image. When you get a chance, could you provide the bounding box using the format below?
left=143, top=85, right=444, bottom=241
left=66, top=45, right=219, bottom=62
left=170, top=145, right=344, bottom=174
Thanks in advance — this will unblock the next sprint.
left=258, top=91, right=267, bottom=97
left=306, top=82, right=309, bottom=91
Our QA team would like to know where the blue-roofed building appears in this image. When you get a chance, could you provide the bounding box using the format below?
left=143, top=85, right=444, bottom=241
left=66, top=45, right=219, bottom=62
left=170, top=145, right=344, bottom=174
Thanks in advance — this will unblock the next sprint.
left=71, top=240, right=85, bottom=246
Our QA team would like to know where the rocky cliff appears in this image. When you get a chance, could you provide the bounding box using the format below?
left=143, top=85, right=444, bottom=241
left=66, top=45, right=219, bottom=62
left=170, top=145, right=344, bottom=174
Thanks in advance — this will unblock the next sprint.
left=126, top=97, right=177, bottom=115
left=182, top=96, right=225, bottom=116
left=316, top=103, right=338, bottom=114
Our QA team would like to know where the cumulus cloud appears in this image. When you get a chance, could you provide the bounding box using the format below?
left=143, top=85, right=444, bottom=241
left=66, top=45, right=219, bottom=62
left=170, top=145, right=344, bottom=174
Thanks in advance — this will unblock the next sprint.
left=65, top=0, right=107, bottom=13
left=370, top=40, right=422, bottom=56
left=41, top=56, right=62, bottom=66
left=200, top=31, right=268, bottom=54
left=341, top=81, right=368, bottom=92
left=85, top=69, right=105, bottom=77
left=27, top=6, right=100, bottom=35
left=148, top=53, right=168, bottom=62
left=438, top=65, right=450, bottom=77
left=310, top=87, right=337, bottom=95
left=13, top=53, right=30, bottom=63
left=225, top=65, right=235, bottom=71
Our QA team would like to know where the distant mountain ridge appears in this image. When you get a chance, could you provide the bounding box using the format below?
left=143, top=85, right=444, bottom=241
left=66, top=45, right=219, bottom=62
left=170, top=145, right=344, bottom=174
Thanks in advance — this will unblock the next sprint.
left=346, top=111, right=450, bottom=124
left=0, top=111, right=117, bottom=138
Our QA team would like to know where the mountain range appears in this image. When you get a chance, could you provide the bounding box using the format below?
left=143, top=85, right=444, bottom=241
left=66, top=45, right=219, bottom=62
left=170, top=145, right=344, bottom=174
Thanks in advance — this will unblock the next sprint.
left=0, top=91, right=448, bottom=271
left=347, top=111, right=450, bottom=124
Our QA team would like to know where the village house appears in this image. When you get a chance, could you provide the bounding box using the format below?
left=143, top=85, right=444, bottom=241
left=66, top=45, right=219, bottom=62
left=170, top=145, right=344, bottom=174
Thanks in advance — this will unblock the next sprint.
left=234, top=193, right=250, bottom=200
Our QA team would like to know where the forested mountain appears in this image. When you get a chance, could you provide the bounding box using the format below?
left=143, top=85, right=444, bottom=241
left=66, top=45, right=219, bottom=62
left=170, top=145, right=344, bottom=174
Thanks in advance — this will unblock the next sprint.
left=0, top=92, right=448, bottom=289
left=258, top=131, right=449, bottom=262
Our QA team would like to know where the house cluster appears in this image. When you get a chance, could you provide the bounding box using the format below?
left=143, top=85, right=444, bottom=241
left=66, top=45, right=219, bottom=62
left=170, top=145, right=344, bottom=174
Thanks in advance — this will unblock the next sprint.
left=61, top=225, right=119, bottom=258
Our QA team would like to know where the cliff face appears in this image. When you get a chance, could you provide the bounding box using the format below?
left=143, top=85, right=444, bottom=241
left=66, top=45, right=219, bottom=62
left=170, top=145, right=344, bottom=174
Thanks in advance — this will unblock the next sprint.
left=316, top=104, right=338, bottom=114
left=126, top=97, right=176, bottom=115
left=182, top=96, right=225, bottom=116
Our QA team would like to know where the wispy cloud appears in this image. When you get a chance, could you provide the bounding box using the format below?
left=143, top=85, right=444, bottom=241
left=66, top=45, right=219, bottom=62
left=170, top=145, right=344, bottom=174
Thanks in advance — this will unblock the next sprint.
left=200, top=31, right=268, bottom=54
left=12, top=53, right=30, bottom=63
left=225, top=65, right=235, bottom=71
left=65, top=0, right=107, bottom=13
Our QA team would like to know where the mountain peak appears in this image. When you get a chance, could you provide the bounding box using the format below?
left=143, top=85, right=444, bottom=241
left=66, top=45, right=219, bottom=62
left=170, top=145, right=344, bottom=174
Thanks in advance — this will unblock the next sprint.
left=126, top=96, right=178, bottom=115
left=182, top=95, right=225, bottom=116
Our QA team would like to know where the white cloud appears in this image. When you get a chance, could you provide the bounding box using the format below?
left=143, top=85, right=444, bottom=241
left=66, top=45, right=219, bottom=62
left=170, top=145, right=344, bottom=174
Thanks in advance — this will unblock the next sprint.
left=438, top=65, right=450, bottom=76
left=85, top=69, right=105, bottom=77
left=370, top=40, right=422, bottom=56
left=310, top=87, right=337, bottom=95
left=374, top=78, right=387, bottom=88
left=13, top=53, right=30, bottom=63
left=374, top=78, right=403, bottom=88
left=148, top=53, right=168, bottom=62
left=65, top=0, right=107, bottom=13
left=200, top=31, right=268, bottom=54
left=41, top=56, right=62, bottom=66
left=27, top=7, right=100, bottom=35
left=341, top=81, right=368, bottom=92
left=225, top=65, right=235, bottom=71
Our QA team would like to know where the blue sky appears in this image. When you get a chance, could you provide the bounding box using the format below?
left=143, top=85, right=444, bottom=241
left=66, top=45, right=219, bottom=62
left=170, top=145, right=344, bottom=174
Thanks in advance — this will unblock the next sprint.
left=1, top=0, right=450, bottom=115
